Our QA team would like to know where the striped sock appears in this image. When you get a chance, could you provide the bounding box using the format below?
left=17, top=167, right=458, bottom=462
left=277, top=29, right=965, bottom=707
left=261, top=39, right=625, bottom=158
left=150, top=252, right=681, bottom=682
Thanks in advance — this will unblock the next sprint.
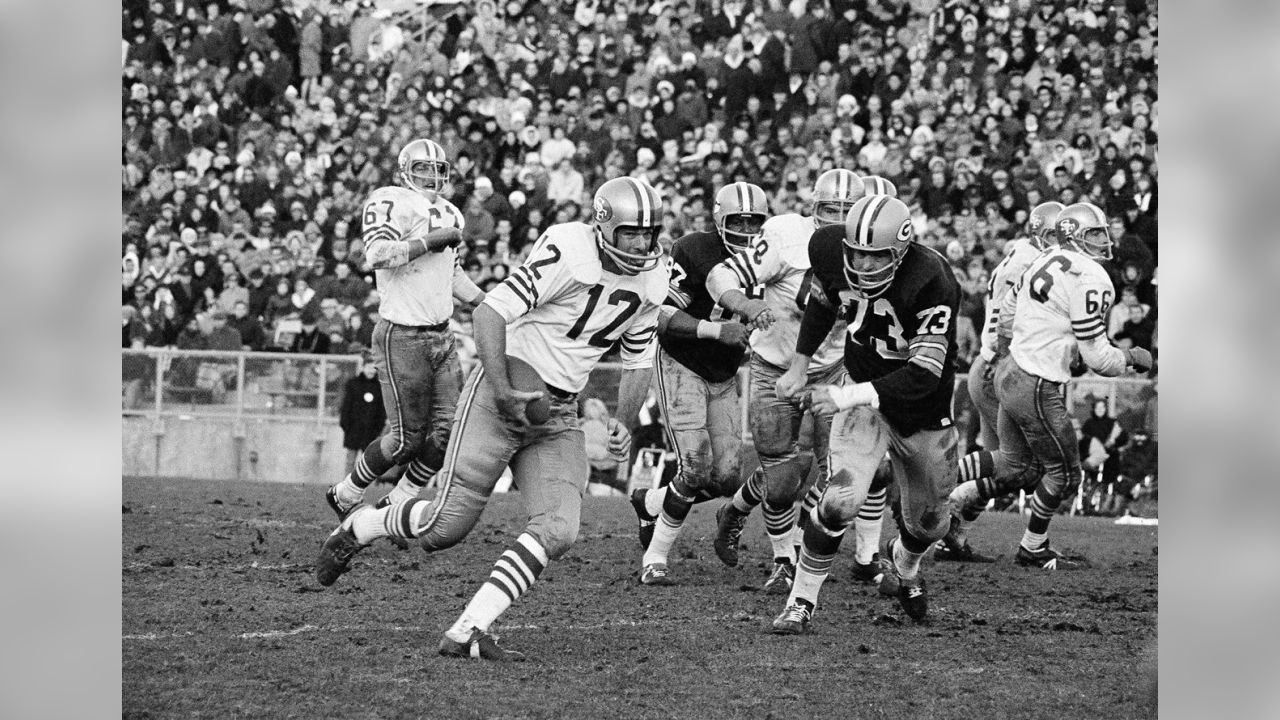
left=787, top=512, right=846, bottom=607
left=959, top=450, right=995, bottom=483
left=386, top=461, right=436, bottom=505
left=731, top=467, right=766, bottom=514
left=1026, top=485, right=1059, bottom=536
left=447, top=534, right=549, bottom=641
left=799, top=480, right=824, bottom=526
left=352, top=444, right=392, bottom=489
left=762, top=501, right=797, bottom=563
left=853, top=487, right=886, bottom=564
left=643, top=484, right=694, bottom=566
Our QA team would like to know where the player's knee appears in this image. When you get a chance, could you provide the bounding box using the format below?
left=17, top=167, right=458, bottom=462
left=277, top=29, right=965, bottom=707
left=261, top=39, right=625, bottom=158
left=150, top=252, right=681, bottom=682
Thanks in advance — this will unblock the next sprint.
left=763, top=453, right=812, bottom=505
left=418, top=523, right=468, bottom=553
left=383, top=429, right=426, bottom=466
left=902, top=503, right=950, bottom=544
left=528, top=523, right=577, bottom=560
left=815, top=472, right=860, bottom=527
left=677, top=437, right=713, bottom=488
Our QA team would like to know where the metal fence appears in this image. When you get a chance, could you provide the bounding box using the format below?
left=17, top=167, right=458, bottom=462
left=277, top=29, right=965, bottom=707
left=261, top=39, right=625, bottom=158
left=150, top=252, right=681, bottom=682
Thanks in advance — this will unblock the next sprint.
left=123, top=349, right=1156, bottom=437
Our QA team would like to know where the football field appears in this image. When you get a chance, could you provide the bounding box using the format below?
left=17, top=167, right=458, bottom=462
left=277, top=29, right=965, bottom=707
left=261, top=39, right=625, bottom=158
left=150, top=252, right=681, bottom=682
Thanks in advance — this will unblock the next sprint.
left=123, top=476, right=1157, bottom=719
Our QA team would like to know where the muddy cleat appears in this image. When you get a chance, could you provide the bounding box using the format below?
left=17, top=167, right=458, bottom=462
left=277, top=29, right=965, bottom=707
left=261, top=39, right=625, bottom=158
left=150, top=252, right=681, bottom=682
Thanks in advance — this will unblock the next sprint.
left=876, top=561, right=901, bottom=597
left=771, top=599, right=814, bottom=635
left=371, top=495, right=411, bottom=550
left=713, top=504, right=749, bottom=567
left=630, top=489, right=656, bottom=550
left=897, top=574, right=928, bottom=622
left=438, top=628, right=526, bottom=662
left=851, top=553, right=889, bottom=584
left=325, top=485, right=359, bottom=522
left=315, top=513, right=369, bottom=586
left=640, top=562, right=675, bottom=586
left=762, top=560, right=795, bottom=595
left=934, top=540, right=996, bottom=563
left=1015, top=543, right=1073, bottom=570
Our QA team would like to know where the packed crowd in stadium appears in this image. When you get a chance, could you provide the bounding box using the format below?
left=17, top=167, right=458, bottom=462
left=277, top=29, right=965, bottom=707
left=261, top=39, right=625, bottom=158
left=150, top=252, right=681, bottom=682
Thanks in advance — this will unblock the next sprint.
left=121, top=0, right=1157, bottom=369
left=121, top=0, right=1158, bottom=662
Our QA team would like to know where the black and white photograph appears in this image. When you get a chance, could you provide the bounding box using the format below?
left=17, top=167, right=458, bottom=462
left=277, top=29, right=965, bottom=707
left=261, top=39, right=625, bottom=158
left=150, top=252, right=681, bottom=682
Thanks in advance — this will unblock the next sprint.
left=119, top=0, right=1162, bottom=716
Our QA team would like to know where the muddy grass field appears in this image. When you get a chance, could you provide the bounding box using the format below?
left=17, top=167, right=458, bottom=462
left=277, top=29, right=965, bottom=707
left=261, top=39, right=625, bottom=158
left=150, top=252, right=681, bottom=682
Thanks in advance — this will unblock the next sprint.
left=123, top=476, right=1157, bottom=719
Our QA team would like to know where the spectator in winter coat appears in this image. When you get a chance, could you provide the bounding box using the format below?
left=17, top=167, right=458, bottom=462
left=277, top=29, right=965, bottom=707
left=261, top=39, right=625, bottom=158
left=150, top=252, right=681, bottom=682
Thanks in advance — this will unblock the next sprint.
left=339, top=352, right=386, bottom=476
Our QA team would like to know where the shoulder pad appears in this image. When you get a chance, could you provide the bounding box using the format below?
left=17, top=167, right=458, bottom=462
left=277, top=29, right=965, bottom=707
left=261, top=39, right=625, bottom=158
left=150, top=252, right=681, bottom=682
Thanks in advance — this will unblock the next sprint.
left=365, top=186, right=412, bottom=204
left=543, top=222, right=602, bottom=284
left=640, top=255, right=673, bottom=304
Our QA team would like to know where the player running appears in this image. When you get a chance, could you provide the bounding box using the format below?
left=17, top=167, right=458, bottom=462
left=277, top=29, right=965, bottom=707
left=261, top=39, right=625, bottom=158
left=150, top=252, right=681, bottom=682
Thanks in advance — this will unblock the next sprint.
left=771, top=195, right=962, bottom=633
left=971, top=202, right=1153, bottom=569
left=315, top=177, right=669, bottom=661
left=630, top=181, right=762, bottom=586
left=705, top=170, right=890, bottom=595
left=936, top=202, right=1064, bottom=562
left=324, top=138, right=484, bottom=531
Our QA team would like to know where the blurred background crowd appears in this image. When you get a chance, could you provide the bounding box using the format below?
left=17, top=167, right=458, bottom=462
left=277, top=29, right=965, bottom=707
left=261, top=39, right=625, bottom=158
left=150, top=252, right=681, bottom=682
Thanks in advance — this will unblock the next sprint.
left=121, top=0, right=1157, bottom=376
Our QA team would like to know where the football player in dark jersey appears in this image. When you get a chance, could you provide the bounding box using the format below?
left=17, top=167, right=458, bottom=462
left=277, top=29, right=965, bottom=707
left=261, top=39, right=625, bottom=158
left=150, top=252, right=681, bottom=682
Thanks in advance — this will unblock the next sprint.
left=770, top=195, right=962, bottom=632
left=632, top=182, right=766, bottom=586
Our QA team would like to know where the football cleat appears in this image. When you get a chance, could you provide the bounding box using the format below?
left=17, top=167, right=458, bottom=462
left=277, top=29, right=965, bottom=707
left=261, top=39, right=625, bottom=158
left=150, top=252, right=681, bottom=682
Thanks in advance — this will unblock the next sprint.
left=639, top=563, right=675, bottom=586
left=850, top=553, right=889, bottom=584
left=771, top=599, right=814, bottom=635
left=897, top=574, right=929, bottom=622
left=762, top=560, right=795, bottom=595
left=936, top=538, right=993, bottom=561
left=438, top=628, right=526, bottom=662
left=712, top=504, right=749, bottom=567
left=315, top=511, right=370, bottom=587
left=629, top=489, right=656, bottom=550
left=1015, top=543, right=1074, bottom=570
left=372, top=494, right=411, bottom=550
left=325, top=484, right=359, bottom=522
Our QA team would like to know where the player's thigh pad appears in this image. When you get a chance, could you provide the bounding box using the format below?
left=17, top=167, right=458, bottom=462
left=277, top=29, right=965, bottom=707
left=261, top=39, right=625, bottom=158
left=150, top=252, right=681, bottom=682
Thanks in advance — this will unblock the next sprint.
left=966, top=354, right=1002, bottom=451
left=655, top=349, right=713, bottom=487
left=417, top=366, right=517, bottom=552
left=997, top=363, right=1081, bottom=498
left=372, top=321, right=438, bottom=463
left=890, top=424, right=959, bottom=543
left=820, top=407, right=892, bottom=527
left=510, top=398, right=589, bottom=559
left=422, top=330, right=464, bottom=462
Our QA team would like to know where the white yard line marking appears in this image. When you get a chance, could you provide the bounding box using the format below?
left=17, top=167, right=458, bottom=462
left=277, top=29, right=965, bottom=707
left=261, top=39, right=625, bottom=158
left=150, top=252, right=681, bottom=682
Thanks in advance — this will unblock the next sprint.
left=123, top=618, right=679, bottom=642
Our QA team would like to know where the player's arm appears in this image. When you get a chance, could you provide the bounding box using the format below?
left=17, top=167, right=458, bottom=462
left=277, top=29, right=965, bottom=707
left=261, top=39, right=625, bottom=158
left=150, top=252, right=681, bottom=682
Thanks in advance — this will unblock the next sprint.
left=780, top=272, right=838, bottom=398
left=1071, top=277, right=1149, bottom=376
left=656, top=305, right=749, bottom=346
left=706, top=242, right=781, bottom=329
left=451, top=256, right=485, bottom=307
left=361, top=194, right=461, bottom=270
left=993, top=273, right=1021, bottom=357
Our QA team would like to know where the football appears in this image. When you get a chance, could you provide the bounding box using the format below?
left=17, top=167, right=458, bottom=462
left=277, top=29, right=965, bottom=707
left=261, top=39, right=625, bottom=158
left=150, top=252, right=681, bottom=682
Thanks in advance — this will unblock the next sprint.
left=506, top=355, right=551, bottom=424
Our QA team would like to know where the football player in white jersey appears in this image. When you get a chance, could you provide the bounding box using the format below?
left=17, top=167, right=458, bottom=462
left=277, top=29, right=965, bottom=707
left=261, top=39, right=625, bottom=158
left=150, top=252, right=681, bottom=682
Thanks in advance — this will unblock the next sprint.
left=703, top=170, right=893, bottom=594
left=315, top=177, right=669, bottom=661
left=979, top=203, right=1153, bottom=569
left=324, top=138, right=485, bottom=529
left=937, top=202, right=1063, bottom=562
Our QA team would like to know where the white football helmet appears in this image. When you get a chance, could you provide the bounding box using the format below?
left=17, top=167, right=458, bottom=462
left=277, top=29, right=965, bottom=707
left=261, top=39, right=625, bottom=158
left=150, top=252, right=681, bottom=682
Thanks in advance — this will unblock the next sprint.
left=593, top=177, right=665, bottom=275
left=1027, top=201, right=1065, bottom=250
left=398, top=139, right=450, bottom=197
left=811, top=169, right=865, bottom=227
left=712, top=182, right=768, bottom=251
left=1055, top=202, right=1112, bottom=260
left=860, top=175, right=898, bottom=197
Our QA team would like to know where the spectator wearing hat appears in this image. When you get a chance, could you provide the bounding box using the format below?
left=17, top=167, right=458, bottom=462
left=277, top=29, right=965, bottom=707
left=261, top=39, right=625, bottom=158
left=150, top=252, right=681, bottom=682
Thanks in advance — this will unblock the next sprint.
left=461, top=194, right=496, bottom=248
left=290, top=306, right=330, bottom=354
left=230, top=300, right=267, bottom=351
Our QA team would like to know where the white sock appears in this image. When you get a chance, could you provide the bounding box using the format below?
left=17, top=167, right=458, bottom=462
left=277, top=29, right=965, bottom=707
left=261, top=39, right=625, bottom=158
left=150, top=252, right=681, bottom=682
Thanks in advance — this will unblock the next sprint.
left=768, top=532, right=795, bottom=564
left=334, top=474, right=364, bottom=507
left=349, top=506, right=388, bottom=544
left=643, top=486, right=667, bottom=517
left=950, top=480, right=981, bottom=508
left=1020, top=529, right=1048, bottom=551
left=853, top=488, right=886, bottom=564
left=447, top=534, right=549, bottom=642
left=892, top=538, right=925, bottom=581
left=643, top=514, right=682, bottom=566
left=385, top=477, right=422, bottom=505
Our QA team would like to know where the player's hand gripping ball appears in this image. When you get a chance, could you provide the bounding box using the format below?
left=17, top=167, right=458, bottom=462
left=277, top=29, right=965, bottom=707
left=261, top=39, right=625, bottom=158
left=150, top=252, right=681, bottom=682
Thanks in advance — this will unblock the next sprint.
left=505, top=355, right=551, bottom=425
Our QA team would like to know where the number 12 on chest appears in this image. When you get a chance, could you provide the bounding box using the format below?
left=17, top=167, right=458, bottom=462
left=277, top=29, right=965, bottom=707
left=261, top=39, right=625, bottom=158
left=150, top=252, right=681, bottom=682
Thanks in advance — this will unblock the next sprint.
left=568, top=284, right=642, bottom=348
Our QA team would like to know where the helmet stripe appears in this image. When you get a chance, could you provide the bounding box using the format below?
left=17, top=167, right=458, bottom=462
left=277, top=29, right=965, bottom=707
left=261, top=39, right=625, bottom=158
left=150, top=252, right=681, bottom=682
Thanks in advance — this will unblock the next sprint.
left=627, top=178, right=650, bottom=226
left=736, top=182, right=749, bottom=214
left=836, top=171, right=847, bottom=199
left=857, top=195, right=891, bottom=246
